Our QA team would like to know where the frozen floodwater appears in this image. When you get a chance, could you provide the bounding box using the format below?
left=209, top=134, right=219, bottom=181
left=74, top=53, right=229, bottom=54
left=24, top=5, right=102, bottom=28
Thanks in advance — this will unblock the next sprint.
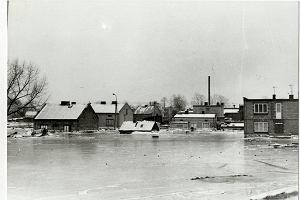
left=7, top=132, right=298, bottom=200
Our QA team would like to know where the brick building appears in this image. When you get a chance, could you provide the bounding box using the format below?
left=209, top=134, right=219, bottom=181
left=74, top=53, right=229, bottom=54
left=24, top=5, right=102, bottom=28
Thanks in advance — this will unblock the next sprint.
left=244, top=95, right=298, bottom=137
left=34, top=101, right=98, bottom=131
left=91, top=102, right=133, bottom=129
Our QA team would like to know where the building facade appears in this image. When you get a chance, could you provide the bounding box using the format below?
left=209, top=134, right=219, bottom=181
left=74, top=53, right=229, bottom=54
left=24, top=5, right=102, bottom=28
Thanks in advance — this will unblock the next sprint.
left=170, top=113, right=216, bottom=130
left=92, top=102, right=133, bottom=129
left=244, top=95, right=298, bottom=136
left=34, top=101, right=98, bottom=131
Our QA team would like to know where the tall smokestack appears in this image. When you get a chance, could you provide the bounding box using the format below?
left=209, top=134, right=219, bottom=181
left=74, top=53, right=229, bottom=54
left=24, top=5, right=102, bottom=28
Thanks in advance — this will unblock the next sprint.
left=208, top=76, right=211, bottom=105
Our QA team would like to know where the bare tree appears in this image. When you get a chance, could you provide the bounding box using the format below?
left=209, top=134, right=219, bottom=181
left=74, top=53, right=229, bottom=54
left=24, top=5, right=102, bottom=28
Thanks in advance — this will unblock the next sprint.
left=7, top=60, right=48, bottom=117
left=191, top=92, right=206, bottom=105
left=211, top=94, right=229, bottom=106
left=169, top=94, right=187, bottom=115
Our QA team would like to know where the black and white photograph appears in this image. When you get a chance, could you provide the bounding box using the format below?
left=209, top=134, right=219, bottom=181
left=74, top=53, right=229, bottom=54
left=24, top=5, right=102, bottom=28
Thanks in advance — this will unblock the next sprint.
left=3, top=0, right=299, bottom=199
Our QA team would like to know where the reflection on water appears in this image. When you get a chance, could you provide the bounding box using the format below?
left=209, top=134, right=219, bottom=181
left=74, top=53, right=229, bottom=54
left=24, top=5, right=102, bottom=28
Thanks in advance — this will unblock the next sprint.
left=7, top=132, right=298, bottom=200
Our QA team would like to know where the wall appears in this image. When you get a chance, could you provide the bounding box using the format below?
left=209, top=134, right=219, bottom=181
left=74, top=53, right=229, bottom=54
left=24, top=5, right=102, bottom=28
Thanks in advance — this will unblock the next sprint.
left=77, top=104, right=98, bottom=130
left=172, top=117, right=216, bottom=129
left=34, top=119, right=78, bottom=131
left=97, top=113, right=117, bottom=129
left=119, top=103, right=133, bottom=127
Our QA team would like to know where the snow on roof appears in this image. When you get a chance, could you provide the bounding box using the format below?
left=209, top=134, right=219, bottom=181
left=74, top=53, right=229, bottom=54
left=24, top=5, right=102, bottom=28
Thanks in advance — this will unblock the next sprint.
left=91, top=103, right=124, bottom=114
left=35, top=104, right=87, bottom=120
left=119, top=121, right=158, bottom=131
left=174, top=114, right=216, bottom=118
left=25, top=111, right=38, bottom=118
left=134, top=105, right=156, bottom=115
left=224, top=108, right=239, bottom=114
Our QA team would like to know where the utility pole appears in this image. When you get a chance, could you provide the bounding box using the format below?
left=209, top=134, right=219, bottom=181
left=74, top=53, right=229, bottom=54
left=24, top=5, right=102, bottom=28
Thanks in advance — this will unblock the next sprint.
left=113, top=93, right=117, bottom=130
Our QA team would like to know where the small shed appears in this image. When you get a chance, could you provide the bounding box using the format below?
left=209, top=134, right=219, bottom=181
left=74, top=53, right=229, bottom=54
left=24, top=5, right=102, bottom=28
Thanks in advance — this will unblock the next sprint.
left=119, top=120, right=160, bottom=134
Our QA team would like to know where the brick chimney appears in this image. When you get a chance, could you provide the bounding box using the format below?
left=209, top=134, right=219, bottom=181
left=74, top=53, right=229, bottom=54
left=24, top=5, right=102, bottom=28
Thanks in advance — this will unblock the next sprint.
left=272, top=94, right=276, bottom=99
left=289, top=94, right=294, bottom=100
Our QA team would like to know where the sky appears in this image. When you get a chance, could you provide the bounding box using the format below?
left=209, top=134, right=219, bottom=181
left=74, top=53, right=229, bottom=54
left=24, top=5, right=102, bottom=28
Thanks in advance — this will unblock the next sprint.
left=8, top=0, right=299, bottom=106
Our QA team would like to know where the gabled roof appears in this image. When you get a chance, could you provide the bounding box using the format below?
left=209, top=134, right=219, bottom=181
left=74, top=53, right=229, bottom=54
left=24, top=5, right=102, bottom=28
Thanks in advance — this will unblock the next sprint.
left=91, top=103, right=125, bottom=114
left=134, top=105, right=159, bottom=115
left=35, top=104, right=87, bottom=120
left=119, top=120, right=159, bottom=131
left=174, top=113, right=216, bottom=118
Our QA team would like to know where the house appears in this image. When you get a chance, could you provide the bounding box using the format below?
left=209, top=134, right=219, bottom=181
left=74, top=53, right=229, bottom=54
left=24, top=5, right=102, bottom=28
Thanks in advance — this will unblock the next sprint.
left=244, top=94, right=299, bottom=137
left=34, top=101, right=98, bottom=131
left=91, top=102, right=133, bottom=129
left=170, top=113, right=216, bottom=130
left=134, top=101, right=162, bottom=123
left=119, top=120, right=160, bottom=134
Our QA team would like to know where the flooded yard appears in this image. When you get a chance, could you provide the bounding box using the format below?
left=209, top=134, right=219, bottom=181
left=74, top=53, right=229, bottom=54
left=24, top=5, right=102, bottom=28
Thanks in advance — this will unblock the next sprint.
left=7, top=132, right=298, bottom=200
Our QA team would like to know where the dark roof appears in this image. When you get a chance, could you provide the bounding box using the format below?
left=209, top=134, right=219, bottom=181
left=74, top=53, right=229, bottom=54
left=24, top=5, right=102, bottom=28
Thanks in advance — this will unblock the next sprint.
left=134, top=105, right=158, bottom=115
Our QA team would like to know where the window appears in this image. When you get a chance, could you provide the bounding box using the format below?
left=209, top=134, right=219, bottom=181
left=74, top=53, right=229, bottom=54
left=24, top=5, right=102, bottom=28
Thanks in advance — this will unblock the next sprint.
left=106, top=119, right=114, bottom=126
left=125, top=109, right=128, bottom=115
left=254, top=122, right=268, bottom=132
left=41, top=125, right=48, bottom=129
left=254, top=103, right=268, bottom=113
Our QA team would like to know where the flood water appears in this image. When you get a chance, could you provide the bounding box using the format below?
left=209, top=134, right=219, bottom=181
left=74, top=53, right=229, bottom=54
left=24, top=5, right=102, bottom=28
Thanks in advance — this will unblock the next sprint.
left=7, top=132, right=298, bottom=200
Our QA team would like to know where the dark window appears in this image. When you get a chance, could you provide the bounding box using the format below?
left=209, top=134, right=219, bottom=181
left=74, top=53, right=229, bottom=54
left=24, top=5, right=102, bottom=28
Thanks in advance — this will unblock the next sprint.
left=254, top=103, right=268, bottom=113
left=106, top=119, right=114, bottom=126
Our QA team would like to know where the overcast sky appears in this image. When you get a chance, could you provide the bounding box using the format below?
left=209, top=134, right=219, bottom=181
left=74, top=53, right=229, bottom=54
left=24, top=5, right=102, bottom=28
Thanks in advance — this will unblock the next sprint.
left=8, top=0, right=298, bottom=106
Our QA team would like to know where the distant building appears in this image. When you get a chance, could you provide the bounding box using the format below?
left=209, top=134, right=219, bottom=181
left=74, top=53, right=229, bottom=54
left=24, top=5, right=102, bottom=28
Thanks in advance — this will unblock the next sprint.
left=224, top=105, right=244, bottom=122
left=244, top=94, right=299, bottom=136
left=170, top=113, right=216, bottom=130
left=91, top=102, right=133, bottom=129
left=134, top=101, right=162, bottom=123
left=119, top=120, right=160, bottom=134
left=162, top=106, right=174, bottom=124
left=193, top=102, right=224, bottom=121
left=34, top=101, right=98, bottom=131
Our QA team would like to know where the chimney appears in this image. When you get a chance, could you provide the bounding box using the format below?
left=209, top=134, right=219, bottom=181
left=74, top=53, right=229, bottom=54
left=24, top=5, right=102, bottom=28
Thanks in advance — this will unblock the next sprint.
left=60, top=101, right=70, bottom=106
left=208, top=76, right=211, bottom=105
left=100, top=101, right=106, bottom=104
left=233, top=105, right=236, bottom=108
left=221, top=103, right=224, bottom=106
left=205, top=102, right=208, bottom=106
left=289, top=94, right=294, bottom=100
left=272, top=94, right=276, bottom=99
left=216, top=102, right=220, bottom=106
